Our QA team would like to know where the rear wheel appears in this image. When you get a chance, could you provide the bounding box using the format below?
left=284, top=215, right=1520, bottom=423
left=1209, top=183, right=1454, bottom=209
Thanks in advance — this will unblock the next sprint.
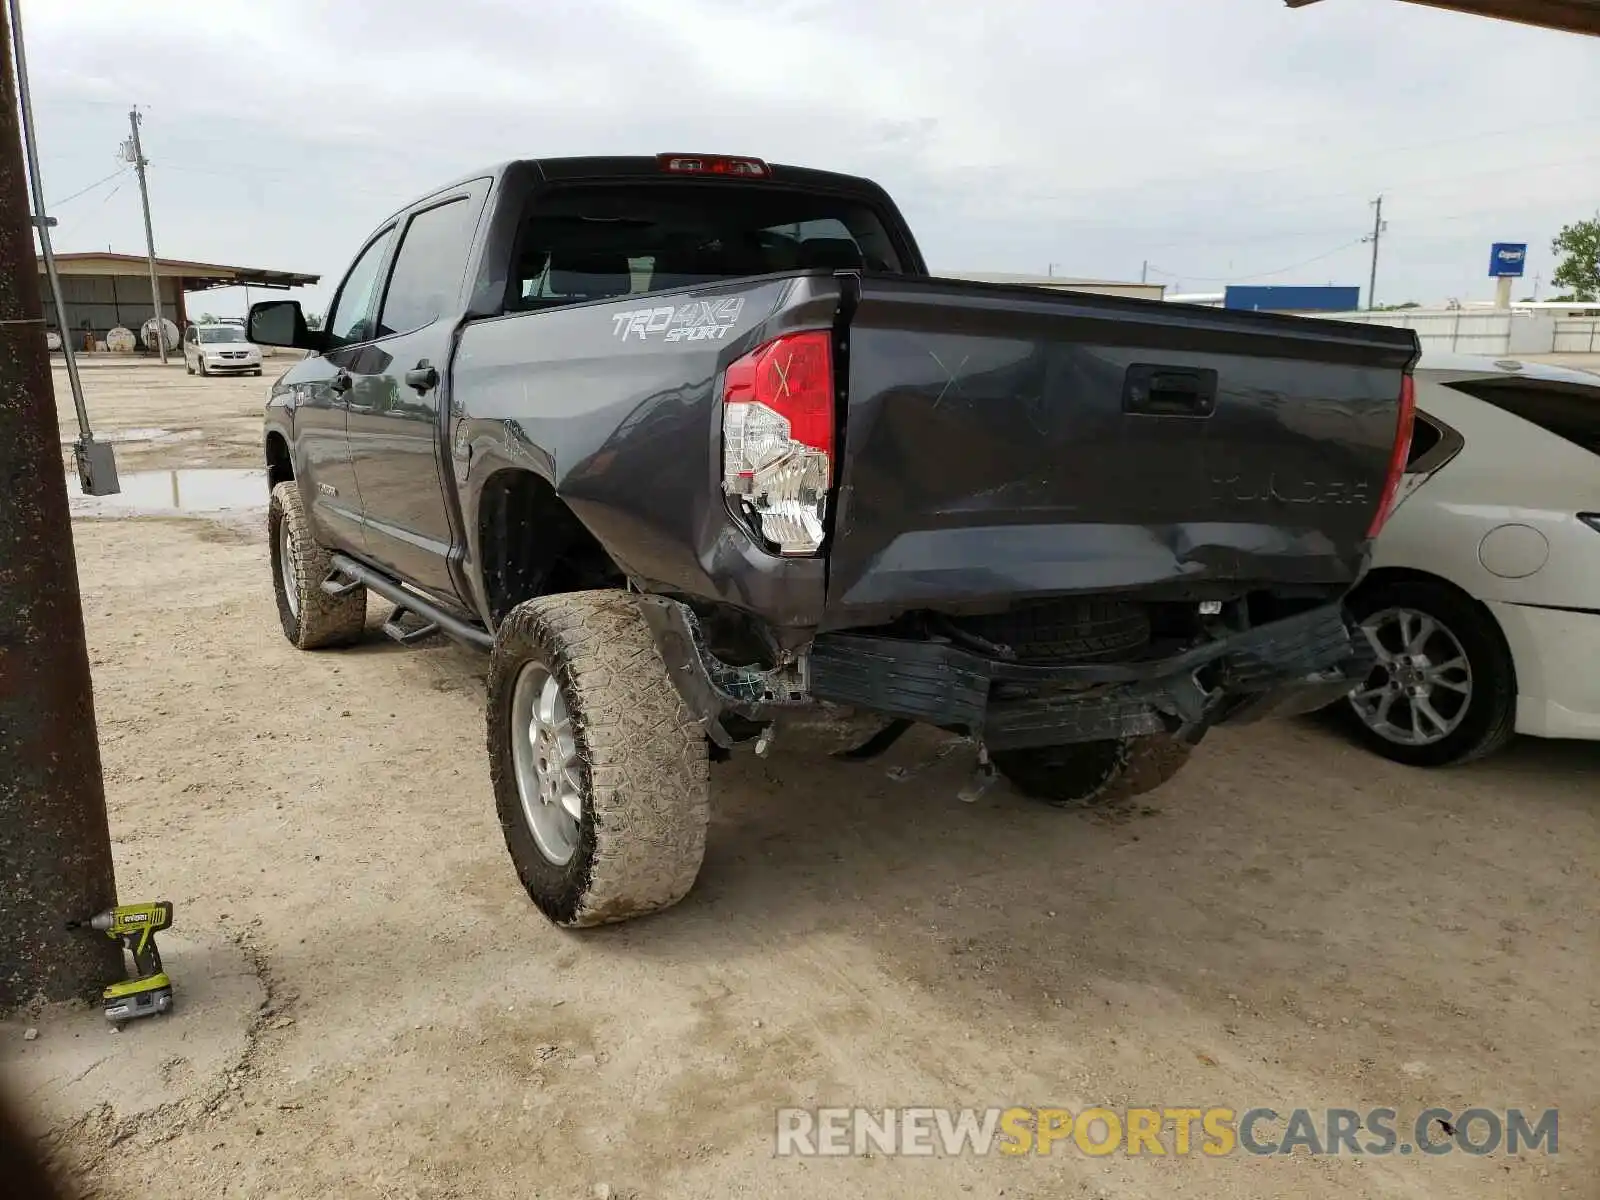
left=487, top=591, right=710, bottom=927
left=1340, top=578, right=1515, bottom=766
left=994, top=735, right=1192, bottom=808
left=268, top=481, right=366, bottom=649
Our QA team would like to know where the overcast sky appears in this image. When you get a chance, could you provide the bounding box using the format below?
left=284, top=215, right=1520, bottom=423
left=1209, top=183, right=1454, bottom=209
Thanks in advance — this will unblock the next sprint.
left=25, top=0, right=1600, bottom=317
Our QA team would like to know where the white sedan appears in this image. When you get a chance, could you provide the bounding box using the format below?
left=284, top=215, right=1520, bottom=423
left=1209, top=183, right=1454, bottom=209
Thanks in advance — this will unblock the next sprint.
left=183, top=323, right=263, bottom=376
left=1337, top=353, right=1600, bottom=765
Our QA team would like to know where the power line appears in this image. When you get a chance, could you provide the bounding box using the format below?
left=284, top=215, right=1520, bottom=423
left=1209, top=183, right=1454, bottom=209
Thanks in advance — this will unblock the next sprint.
left=949, top=148, right=1600, bottom=238
left=1144, top=237, right=1367, bottom=284
left=46, top=165, right=128, bottom=208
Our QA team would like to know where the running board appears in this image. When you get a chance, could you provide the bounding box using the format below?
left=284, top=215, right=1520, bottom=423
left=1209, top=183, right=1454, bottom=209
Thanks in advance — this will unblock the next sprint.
left=320, top=572, right=364, bottom=598
left=326, top=553, right=494, bottom=651
left=383, top=609, right=441, bottom=645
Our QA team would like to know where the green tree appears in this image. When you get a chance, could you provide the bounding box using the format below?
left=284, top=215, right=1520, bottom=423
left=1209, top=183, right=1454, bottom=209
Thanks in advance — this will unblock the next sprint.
left=304, top=312, right=324, bottom=330
left=1550, top=217, right=1600, bottom=302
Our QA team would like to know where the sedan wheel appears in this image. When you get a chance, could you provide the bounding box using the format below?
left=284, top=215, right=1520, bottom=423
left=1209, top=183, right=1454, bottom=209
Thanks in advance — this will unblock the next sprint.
left=1350, top=606, right=1472, bottom=747
left=1339, top=578, right=1516, bottom=766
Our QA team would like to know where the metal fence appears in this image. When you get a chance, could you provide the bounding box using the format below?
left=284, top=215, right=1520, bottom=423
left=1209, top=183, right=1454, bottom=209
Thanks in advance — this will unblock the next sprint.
left=1311, top=308, right=1600, bottom=357
left=1553, top=319, right=1600, bottom=354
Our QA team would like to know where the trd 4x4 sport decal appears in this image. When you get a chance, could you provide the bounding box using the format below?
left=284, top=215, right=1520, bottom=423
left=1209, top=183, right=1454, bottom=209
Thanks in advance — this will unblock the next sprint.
left=610, top=297, right=745, bottom=344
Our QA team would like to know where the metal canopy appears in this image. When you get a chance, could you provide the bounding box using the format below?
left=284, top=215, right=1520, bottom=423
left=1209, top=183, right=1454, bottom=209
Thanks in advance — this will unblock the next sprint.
left=1286, top=0, right=1600, bottom=35
left=38, top=251, right=319, bottom=291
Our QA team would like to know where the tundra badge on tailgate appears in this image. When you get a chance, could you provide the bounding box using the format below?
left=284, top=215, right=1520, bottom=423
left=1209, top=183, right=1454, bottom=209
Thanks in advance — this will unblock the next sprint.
left=611, top=297, right=745, bottom=344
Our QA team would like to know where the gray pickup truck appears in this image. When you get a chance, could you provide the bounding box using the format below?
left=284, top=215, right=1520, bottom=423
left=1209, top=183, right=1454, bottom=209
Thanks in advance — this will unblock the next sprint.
left=252, top=152, right=1418, bottom=928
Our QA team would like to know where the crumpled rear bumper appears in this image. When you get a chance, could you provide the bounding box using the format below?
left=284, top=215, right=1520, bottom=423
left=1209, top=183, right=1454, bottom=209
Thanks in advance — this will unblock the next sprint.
left=637, top=596, right=1373, bottom=749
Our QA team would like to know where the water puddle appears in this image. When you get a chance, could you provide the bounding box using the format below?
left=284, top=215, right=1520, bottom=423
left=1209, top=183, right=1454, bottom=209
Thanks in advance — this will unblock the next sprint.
left=68, top=468, right=268, bottom=518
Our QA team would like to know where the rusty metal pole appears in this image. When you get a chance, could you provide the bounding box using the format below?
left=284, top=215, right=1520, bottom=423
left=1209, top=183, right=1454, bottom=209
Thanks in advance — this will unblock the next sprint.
left=0, top=0, right=122, bottom=1010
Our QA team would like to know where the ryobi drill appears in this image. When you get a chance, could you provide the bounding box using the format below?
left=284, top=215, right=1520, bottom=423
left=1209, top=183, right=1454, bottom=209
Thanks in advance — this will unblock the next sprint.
left=69, top=902, right=175, bottom=1022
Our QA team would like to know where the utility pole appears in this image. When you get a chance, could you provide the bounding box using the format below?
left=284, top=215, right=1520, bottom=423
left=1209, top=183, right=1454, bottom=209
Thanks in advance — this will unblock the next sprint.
left=0, top=0, right=123, bottom=1010
left=1363, top=195, right=1386, bottom=310
left=123, top=107, right=166, bottom=362
left=1141, top=260, right=1149, bottom=285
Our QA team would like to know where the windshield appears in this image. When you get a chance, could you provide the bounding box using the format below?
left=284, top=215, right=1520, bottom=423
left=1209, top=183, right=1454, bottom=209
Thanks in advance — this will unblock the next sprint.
left=510, top=181, right=905, bottom=309
left=198, top=327, right=248, bottom=343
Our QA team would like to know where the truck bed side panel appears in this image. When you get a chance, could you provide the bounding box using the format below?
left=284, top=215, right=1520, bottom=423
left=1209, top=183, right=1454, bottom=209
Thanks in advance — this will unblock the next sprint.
left=451, top=275, right=841, bottom=635
left=824, top=280, right=1418, bottom=628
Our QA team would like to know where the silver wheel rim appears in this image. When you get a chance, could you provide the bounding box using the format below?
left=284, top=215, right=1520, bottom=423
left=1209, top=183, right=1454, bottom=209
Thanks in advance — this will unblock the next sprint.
left=1349, top=606, right=1473, bottom=746
left=279, top=519, right=300, bottom=619
left=510, top=662, right=583, bottom=866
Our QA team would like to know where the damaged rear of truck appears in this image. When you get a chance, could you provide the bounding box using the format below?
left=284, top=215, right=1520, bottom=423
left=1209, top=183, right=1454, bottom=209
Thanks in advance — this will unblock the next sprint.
left=256, top=154, right=1418, bottom=928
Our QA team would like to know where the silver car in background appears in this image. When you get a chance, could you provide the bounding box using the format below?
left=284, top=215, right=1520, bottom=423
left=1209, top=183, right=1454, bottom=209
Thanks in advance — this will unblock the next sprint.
left=183, top=323, right=263, bottom=376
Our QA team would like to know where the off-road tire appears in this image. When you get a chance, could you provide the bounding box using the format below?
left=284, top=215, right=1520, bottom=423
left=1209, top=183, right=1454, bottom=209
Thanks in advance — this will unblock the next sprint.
left=268, top=481, right=366, bottom=649
left=994, top=734, right=1193, bottom=808
left=487, top=591, right=710, bottom=928
left=1338, top=578, right=1516, bottom=767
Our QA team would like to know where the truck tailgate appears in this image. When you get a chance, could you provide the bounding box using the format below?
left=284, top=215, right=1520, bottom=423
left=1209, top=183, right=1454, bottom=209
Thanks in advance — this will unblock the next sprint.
left=823, top=278, right=1418, bottom=628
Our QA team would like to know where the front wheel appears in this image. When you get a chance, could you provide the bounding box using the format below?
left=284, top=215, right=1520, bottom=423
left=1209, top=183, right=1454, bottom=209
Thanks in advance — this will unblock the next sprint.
left=993, top=735, right=1192, bottom=808
left=487, top=591, right=710, bottom=927
left=1340, top=579, right=1515, bottom=766
left=267, top=481, right=366, bottom=649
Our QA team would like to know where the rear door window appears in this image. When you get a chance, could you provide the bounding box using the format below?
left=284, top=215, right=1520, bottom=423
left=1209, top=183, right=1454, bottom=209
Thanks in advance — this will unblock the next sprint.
left=1448, top=377, right=1600, bottom=457
left=507, top=182, right=905, bottom=310
left=378, top=195, right=481, bottom=337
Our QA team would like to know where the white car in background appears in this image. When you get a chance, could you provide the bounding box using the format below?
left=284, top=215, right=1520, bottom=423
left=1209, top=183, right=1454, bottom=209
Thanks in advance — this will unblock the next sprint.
left=1337, top=354, right=1600, bottom=765
left=183, top=323, right=263, bottom=376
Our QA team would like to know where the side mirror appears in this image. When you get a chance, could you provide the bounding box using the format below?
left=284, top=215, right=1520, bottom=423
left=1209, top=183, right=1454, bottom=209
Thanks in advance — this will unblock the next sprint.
left=247, top=300, right=324, bottom=352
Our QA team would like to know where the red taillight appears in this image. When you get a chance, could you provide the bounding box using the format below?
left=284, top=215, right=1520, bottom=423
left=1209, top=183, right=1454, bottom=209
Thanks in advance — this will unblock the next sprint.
left=657, top=153, right=769, bottom=178
left=724, top=331, right=834, bottom=460
left=1368, top=373, right=1416, bottom=539
left=722, top=330, right=835, bottom=555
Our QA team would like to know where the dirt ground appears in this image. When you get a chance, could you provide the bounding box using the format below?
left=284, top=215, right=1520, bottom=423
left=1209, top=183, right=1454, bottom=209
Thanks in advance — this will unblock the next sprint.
left=9, top=361, right=1599, bottom=1198
left=52, top=355, right=294, bottom=474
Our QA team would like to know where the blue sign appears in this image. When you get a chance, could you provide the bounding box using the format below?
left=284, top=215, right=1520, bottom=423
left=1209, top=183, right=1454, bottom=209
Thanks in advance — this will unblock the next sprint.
left=1223, top=285, right=1361, bottom=313
left=1489, top=243, right=1527, bottom=278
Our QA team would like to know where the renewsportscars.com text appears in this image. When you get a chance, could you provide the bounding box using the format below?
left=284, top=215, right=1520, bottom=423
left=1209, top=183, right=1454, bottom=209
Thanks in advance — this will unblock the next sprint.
left=775, top=1106, right=1558, bottom=1158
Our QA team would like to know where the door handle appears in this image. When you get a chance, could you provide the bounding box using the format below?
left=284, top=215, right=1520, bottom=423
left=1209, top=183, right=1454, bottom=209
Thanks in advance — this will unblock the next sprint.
left=405, top=360, right=439, bottom=395
left=1122, top=364, right=1217, bottom=417
left=331, top=371, right=353, bottom=395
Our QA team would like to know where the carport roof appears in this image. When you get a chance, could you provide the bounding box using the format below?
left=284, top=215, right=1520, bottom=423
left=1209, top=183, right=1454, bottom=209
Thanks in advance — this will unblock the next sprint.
left=38, top=252, right=319, bottom=291
left=1285, top=0, right=1600, bottom=35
